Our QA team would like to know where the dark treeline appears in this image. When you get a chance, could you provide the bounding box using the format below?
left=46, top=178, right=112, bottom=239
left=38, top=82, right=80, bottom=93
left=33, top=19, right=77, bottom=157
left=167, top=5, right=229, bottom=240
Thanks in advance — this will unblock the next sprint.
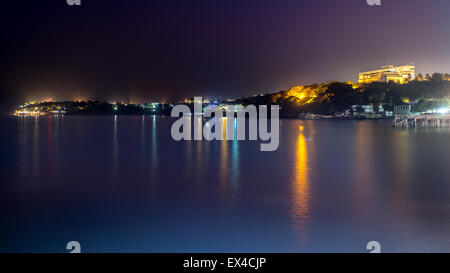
left=17, top=101, right=172, bottom=116
left=14, top=74, right=450, bottom=117
left=236, top=77, right=450, bottom=116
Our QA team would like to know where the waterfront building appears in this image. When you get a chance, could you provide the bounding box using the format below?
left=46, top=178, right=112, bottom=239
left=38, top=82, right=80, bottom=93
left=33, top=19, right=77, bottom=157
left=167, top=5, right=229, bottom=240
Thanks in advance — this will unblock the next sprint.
left=351, top=105, right=380, bottom=114
left=394, top=104, right=412, bottom=116
left=358, top=64, right=415, bottom=84
left=384, top=111, right=394, bottom=117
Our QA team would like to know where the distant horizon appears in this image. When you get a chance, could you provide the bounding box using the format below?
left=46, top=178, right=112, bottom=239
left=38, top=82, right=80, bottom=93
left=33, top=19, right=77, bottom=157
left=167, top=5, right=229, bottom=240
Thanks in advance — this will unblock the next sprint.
left=9, top=68, right=450, bottom=107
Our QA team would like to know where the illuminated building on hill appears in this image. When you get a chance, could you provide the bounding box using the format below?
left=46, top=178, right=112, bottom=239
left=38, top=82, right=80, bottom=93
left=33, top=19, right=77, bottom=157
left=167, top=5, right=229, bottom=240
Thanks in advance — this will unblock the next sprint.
left=358, top=64, right=415, bottom=84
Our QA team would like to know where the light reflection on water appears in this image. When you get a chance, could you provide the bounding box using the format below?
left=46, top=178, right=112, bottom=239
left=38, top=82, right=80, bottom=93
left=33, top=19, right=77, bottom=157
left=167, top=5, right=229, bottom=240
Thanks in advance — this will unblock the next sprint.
left=33, top=117, right=40, bottom=184
left=219, top=118, right=229, bottom=214
left=151, top=115, right=158, bottom=174
left=113, top=115, right=119, bottom=184
left=290, top=124, right=311, bottom=245
left=3, top=116, right=450, bottom=252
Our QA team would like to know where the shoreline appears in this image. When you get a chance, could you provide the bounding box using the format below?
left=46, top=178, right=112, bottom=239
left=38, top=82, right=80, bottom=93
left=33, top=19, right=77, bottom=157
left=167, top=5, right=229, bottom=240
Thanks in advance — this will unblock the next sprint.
left=7, top=113, right=395, bottom=120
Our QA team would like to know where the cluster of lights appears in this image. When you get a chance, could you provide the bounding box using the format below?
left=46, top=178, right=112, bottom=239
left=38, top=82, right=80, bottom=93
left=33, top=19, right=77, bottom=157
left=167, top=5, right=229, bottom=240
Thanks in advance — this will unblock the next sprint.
left=426, top=107, right=450, bottom=115
left=14, top=110, right=43, bottom=116
left=437, top=108, right=450, bottom=115
left=286, top=85, right=320, bottom=105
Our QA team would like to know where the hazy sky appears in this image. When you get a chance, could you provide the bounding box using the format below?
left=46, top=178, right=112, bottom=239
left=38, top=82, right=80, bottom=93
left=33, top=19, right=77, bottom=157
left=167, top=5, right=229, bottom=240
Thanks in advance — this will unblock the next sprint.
left=1, top=0, right=450, bottom=106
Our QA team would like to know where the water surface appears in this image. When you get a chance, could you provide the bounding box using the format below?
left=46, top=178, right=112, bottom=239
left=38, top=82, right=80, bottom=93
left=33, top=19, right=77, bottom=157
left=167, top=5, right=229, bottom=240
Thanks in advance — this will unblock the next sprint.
left=1, top=115, right=450, bottom=252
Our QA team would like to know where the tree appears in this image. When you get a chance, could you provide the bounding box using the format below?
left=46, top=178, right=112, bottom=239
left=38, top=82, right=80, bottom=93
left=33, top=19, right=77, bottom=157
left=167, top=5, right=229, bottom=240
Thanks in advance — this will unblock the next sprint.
left=412, top=99, right=428, bottom=113
left=416, top=73, right=424, bottom=81
left=432, top=73, right=444, bottom=81
left=373, top=103, right=380, bottom=113
left=425, top=74, right=432, bottom=81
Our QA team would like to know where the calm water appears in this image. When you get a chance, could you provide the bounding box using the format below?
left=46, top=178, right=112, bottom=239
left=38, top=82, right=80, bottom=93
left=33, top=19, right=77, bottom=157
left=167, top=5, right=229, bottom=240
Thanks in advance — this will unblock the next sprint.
left=1, top=115, right=450, bottom=253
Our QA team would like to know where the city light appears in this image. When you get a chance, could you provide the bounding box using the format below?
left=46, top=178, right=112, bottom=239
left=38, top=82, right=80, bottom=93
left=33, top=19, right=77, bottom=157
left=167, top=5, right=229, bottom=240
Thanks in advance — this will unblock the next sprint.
left=14, top=110, right=43, bottom=116
left=437, top=108, right=450, bottom=115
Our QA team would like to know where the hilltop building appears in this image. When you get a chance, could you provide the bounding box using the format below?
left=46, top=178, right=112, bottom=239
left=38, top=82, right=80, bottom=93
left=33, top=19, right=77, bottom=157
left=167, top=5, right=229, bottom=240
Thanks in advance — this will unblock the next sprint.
left=358, top=64, right=415, bottom=84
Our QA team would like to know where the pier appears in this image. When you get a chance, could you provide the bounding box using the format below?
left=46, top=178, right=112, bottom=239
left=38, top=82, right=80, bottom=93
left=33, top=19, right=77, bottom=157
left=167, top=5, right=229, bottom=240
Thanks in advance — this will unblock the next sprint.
left=393, top=115, right=450, bottom=128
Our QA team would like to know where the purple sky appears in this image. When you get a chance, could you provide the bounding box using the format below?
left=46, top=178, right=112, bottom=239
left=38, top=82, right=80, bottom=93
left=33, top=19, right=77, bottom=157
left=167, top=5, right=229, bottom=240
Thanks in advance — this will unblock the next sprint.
left=1, top=0, right=450, bottom=105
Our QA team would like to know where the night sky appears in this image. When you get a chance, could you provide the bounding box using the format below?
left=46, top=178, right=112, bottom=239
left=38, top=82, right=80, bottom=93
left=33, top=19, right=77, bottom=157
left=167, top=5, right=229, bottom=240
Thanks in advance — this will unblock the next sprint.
left=1, top=0, right=450, bottom=109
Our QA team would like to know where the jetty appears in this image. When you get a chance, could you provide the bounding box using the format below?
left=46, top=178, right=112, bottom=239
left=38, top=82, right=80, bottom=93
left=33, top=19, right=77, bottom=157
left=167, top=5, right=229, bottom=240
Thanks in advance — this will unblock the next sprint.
left=393, top=115, right=450, bottom=128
